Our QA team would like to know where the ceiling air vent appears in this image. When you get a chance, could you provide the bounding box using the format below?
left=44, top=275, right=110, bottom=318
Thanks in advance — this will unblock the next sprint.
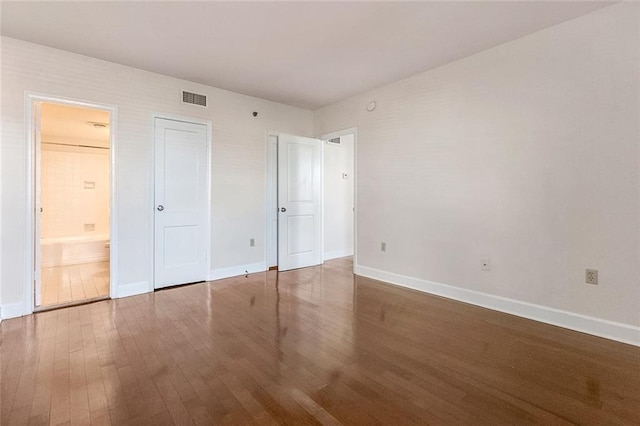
left=182, top=90, right=207, bottom=107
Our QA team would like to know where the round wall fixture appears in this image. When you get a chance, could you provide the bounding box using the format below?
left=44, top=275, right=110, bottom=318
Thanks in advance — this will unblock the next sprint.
left=366, top=101, right=376, bottom=112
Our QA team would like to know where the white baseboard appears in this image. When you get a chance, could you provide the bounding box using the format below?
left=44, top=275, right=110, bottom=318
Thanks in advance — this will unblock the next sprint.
left=1, top=302, right=26, bottom=320
left=117, top=281, right=150, bottom=298
left=323, top=249, right=354, bottom=261
left=210, top=262, right=266, bottom=281
left=356, top=265, right=640, bottom=347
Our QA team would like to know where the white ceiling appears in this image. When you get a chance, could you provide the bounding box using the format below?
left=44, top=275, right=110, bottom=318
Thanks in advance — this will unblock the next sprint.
left=1, top=1, right=612, bottom=110
left=41, top=103, right=110, bottom=148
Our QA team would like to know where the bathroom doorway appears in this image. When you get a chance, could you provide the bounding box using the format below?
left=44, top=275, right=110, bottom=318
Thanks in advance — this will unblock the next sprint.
left=35, top=102, right=112, bottom=309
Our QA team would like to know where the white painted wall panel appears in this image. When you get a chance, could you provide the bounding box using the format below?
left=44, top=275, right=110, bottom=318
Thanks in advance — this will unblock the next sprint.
left=314, top=4, right=640, bottom=327
left=1, top=37, right=312, bottom=311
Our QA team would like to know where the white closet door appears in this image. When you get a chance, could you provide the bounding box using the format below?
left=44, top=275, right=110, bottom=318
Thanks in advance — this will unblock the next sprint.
left=154, top=118, right=208, bottom=288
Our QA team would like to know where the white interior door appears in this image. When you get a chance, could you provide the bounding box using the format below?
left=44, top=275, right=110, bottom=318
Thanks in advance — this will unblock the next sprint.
left=154, top=118, right=209, bottom=289
left=277, top=134, right=322, bottom=271
left=34, top=102, right=42, bottom=306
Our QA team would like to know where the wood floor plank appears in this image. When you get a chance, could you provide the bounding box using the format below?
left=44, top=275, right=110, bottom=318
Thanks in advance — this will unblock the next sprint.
left=2, top=257, right=639, bottom=425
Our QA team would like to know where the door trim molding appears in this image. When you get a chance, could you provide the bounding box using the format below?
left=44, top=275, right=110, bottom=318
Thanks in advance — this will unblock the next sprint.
left=150, top=113, right=212, bottom=292
left=265, top=131, right=279, bottom=269
left=318, top=127, right=358, bottom=270
left=24, top=92, right=119, bottom=315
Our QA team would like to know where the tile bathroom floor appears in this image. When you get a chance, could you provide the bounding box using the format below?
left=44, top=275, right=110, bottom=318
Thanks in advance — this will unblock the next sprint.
left=40, top=261, right=109, bottom=306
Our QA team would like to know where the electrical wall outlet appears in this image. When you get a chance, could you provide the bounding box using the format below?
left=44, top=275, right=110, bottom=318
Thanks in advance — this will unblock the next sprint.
left=380, top=242, right=386, bottom=252
left=586, top=269, right=598, bottom=285
left=481, top=257, right=491, bottom=271
left=249, top=238, right=255, bottom=247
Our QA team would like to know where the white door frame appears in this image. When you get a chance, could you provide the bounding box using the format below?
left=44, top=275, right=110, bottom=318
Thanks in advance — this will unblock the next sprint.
left=265, top=128, right=357, bottom=271
left=265, top=132, right=279, bottom=269
left=25, top=92, right=119, bottom=314
left=318, top=128, right=358, bottom=270
left=150, top=113, right=212, bottom=291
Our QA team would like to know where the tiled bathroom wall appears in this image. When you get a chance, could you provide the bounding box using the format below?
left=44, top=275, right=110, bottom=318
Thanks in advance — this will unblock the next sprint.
left=40, top=146, right=110, bottom=239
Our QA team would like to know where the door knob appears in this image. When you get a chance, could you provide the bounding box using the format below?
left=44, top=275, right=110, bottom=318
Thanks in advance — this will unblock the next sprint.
left=280, top=207, right=286, bottom=212
left=157, top=205, right=164, bottom=211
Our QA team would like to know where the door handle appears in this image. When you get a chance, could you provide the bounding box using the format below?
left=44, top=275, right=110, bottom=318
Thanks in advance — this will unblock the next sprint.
left=157, top=205, right=164, bottom=211
left=280, top=207, right=286, bottom=212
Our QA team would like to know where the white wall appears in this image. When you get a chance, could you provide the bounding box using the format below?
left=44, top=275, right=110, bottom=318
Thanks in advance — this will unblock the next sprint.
left=323, top=134, right=354, bottom=260
left=1, top=37, right=313, bottom=316
left=314, top=4, right=640, bottom=337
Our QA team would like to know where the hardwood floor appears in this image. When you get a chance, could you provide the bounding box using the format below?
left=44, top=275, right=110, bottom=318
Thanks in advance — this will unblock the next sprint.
left=2, top=257, right=639, bottom=425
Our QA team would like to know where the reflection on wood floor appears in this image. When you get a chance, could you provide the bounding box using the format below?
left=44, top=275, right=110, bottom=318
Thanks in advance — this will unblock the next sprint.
left=40, top=261, right=109, bottom=306
left=2, top=257, right=639, bottom=424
